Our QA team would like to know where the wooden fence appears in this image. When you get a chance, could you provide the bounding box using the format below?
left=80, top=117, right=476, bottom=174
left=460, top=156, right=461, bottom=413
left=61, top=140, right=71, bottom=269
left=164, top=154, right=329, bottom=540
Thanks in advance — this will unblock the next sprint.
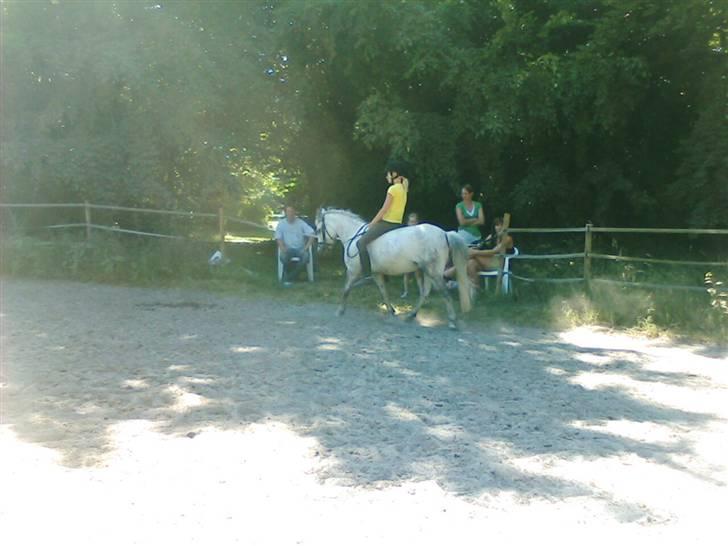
left=505, top=223, right=728, bottom=295
left=2, top=202, right=727, bottom=294
left=0, top=202, right=272, bottom=253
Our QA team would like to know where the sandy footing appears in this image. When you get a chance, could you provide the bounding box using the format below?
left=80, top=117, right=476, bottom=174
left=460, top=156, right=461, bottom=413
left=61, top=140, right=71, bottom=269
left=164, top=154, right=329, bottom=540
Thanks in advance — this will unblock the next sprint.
left=1, top=279, right=726, bottom=545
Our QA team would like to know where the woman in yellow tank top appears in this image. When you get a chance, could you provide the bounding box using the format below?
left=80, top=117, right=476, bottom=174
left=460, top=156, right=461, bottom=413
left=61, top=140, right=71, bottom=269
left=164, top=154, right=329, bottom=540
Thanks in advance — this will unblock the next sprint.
left=357, top=159, right=410, bottom=277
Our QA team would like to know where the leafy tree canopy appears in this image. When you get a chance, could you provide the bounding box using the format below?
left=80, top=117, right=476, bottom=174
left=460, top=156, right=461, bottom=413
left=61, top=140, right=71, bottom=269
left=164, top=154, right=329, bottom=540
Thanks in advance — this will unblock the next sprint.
left=1, top=0, right=725, bottom=228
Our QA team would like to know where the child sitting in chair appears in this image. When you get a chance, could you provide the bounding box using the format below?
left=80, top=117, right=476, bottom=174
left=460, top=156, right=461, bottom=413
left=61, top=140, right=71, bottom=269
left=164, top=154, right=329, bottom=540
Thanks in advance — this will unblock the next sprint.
left=444, top=216, right=514, bottom=288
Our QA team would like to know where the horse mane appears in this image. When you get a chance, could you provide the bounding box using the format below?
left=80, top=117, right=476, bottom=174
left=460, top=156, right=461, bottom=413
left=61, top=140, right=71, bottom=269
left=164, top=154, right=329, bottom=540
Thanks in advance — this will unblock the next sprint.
left=323, top=207, right=366, bottom=224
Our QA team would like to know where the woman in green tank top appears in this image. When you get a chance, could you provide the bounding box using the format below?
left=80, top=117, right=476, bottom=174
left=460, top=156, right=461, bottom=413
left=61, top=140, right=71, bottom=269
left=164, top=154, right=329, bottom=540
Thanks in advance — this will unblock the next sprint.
left=455, top=184, right=484, bottom=245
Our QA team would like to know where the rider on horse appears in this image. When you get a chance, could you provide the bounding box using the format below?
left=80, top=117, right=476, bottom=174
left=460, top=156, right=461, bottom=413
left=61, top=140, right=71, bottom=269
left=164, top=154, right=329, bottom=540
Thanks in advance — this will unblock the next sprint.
left=357, top=159, right=411, bottom=279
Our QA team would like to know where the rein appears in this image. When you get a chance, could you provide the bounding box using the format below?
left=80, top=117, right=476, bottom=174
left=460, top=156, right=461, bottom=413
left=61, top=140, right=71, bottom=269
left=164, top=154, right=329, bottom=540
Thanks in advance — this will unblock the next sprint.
left=345, top=222, right=368, bottom=259
left=319, top=211, right=335, bottom=245
left=318, top=210, right=368, bottom=258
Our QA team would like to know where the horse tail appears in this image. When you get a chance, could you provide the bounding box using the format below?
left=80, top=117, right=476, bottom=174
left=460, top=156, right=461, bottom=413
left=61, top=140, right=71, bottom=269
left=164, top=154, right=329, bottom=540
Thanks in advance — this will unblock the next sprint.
left=446, top=232, right=472, bottom=313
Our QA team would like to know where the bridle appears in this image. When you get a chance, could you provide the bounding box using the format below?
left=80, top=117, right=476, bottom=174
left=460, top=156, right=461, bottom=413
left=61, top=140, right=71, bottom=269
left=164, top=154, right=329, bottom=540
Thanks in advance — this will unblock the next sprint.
left=317, top=209, right=368, bottom=258
left=317, top=210, right=336, bottom=246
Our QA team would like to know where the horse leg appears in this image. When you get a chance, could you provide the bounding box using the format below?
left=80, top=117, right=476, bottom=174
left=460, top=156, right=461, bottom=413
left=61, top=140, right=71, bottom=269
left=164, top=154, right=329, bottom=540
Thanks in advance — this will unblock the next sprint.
left=373, top=273, right=396, bottom=315
left=337, top=270, right=357, bottom=316
left=405, top=269, right=429, bottom=320
left=423, top=266, right=458, bottom=329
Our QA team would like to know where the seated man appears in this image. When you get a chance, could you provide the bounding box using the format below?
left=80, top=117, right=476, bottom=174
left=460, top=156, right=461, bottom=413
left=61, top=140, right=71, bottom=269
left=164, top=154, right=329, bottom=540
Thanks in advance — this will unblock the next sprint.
left=275, top=204, right=316, bottom=285
left=445, top=216, right=514, bottom=287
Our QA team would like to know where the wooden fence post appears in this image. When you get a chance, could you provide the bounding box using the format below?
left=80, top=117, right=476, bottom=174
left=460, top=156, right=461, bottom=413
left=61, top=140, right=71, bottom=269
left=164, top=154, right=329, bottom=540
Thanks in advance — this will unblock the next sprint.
left=218, top=206, right=225, bottom=253
left=84, top=201, right=91, bottom=241
left=495, top=212, right=511, bottom=295
left=584, top=222, right=593, bottom=293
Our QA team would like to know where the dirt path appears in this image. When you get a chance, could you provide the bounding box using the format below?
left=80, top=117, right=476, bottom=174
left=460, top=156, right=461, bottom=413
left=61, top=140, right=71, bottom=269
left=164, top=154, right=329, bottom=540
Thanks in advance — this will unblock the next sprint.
left=1, top=279, right=727, bottom=545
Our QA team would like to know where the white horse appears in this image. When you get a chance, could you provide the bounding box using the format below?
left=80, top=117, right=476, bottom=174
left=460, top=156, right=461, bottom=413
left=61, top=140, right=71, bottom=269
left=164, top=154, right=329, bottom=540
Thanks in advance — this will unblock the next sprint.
left=315, top=208, right=472, bottom=329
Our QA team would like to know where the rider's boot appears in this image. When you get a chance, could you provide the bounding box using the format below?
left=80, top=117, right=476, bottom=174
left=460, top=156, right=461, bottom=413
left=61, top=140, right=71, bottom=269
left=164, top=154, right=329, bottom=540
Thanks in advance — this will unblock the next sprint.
left=356, top=242, right=374, bottom=285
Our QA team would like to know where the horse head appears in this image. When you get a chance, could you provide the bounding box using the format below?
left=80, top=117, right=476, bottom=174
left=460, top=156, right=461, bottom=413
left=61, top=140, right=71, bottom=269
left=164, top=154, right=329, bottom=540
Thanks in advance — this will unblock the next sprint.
left=315, top=207, right=334, bottom=247
left=315, top=208, right=366, bottom=249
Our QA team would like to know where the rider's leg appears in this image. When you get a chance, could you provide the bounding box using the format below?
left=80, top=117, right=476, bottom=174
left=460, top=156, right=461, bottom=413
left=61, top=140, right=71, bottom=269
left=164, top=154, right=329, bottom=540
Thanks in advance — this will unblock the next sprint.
left=356, top=222, right=399, bottom=276
left=356, top=229, right=377, bottom=277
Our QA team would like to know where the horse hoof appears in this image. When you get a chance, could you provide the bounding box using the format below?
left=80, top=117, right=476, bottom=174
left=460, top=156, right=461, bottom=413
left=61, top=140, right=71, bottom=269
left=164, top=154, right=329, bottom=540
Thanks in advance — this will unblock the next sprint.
left=448, top=321, right=458, bottom=330
left=336, top=308, right=345, bottom=317
left=404, top=311, right=417, bottom=321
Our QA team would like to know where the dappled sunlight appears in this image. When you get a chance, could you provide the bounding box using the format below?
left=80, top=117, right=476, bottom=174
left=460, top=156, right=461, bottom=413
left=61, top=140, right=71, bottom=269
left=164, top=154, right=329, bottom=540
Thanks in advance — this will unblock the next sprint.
left=165, top=384, right=210, bottom=412
left=230, top=345, right=263, bottom=353
left=179, top=376, right=216, bottom=386
left=568, top=371, right=638, bottom=391
left=167, top=364, right=192, bottom=372
left=122, top=378, right=149, bottom=389
left=414, top=310, right=445, bottom=328
left=427, top=424, right=464, bottom=441
left=316, top=336, right=343, bottom=351
left=317, top=343, right=340, bottom=351
left=3, top=0, right=725, bottom=537
left=384, top=402, right=421, bottom=422
left=3, top=280, right=728, bottom=542
left=575, top=352, right=614, bottom=365
left=570, top=419, right=678, bottom=445
left=475, top=342, right=498, bottom=352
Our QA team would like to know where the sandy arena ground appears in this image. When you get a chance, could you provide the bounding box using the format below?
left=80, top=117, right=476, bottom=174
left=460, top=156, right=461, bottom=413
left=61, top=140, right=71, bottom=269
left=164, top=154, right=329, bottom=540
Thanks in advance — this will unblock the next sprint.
left=1, top=279, right=727, bottom=545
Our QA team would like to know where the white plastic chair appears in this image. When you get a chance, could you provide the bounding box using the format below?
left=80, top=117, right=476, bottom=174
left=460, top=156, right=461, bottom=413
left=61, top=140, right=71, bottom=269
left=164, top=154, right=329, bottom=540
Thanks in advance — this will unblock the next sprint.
left=277, top=246, right=314, bottom=282
left=478, top=247, right=519, bottom=294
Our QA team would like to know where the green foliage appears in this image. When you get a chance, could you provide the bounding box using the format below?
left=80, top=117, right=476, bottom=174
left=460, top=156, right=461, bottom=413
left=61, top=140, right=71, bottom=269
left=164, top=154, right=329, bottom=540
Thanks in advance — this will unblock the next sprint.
left=0, top=0, right=295, bottom=220
left=1, top=0, right=725, bottom=229
left=278, top=0, right=727, bottom=227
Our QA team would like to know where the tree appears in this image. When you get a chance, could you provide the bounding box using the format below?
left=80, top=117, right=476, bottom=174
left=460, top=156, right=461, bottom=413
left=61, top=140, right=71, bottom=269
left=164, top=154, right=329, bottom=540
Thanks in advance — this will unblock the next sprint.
left=0, top=0, right=296, bottom=223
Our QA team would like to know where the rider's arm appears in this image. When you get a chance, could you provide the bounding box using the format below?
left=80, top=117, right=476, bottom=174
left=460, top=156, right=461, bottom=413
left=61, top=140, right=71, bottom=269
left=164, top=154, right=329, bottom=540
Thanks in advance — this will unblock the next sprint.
left=475, top=206, right=485, bottom=226
left=276, top=238, right=287, bottom=252
left=468, top=247, right=495, bottom=258
left=457, top=204, right=485, bottom=226
left=370, top=193, right=393, bottom=225
left=468, top=235, right=512, bottom=257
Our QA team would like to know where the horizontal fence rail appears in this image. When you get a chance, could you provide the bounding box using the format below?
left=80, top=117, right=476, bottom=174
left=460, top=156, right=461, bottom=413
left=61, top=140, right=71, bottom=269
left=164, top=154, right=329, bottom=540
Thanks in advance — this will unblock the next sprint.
left=511, top=252, right=585, bottom=260
left=225, top=217, right=272, bottom=230
left=510, top=274, right=585, bottom=284
left=592, top=278, right=708, bottom=293
left=0, top=203, right=85, bottom=208
left=591, top=227, right=728, bottom=235
left=45, top=223, right=185, bottom=240
left=507, top=227, right=586, bottom=233
left=87, top=203, right=218, bottom=218
left=591, top=253, right=728, bottom=267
